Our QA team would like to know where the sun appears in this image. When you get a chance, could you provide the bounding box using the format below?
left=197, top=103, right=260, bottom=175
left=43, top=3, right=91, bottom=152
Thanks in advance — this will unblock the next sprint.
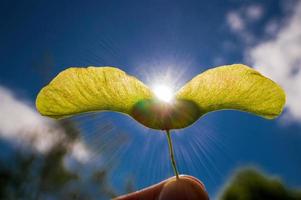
left=152, top=84, right=174, bottom=103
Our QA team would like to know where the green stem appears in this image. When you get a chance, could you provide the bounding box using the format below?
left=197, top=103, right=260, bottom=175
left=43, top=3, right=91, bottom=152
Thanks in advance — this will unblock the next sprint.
left=166, top=130, right=179, bottom=179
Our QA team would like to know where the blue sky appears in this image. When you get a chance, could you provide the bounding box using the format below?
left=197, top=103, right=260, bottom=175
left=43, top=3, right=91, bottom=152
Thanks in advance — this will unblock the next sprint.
left=1, top=0, right=301, bottom=198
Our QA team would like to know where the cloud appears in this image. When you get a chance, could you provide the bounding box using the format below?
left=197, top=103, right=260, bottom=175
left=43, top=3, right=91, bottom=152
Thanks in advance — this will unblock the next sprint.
left=0, top=85, right=92, bottom=161
left=264, top=20, right=280, bottom=36
left=246, top=4, right=264, bottom=21
left=0, top=86, right=63, bottom=153
left=226, top=4, right=264, bottom=31
left=226, top=4, right=264, bottom=44
left=67, top=139, right=92, bottom=163
left=227, top=11, right=245, bottom=31
left=247, top=1, right=301, bottom=122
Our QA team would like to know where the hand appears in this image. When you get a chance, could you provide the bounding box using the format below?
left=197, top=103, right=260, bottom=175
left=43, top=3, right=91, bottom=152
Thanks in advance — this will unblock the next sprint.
left=114, top=175, right=209, bottom=200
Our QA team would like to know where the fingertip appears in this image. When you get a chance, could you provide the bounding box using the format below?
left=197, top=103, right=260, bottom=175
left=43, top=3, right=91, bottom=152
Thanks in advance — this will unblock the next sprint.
left=179, top=175, right=207, bottom=190
left=159, top=175, right=209, bottom=200
left=114, top=175, right=209, bottom=200
left=114, top=178, right=166, bottom=200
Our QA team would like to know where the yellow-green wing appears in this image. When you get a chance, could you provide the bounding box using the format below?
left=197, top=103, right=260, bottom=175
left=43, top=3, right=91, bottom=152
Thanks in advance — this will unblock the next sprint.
left=176, top=64, right=286, bottom=119
left=36, top=67, right=153, bottom=118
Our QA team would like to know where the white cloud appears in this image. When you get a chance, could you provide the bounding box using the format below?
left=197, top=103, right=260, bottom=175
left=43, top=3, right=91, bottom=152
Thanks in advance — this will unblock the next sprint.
left=226, top=4, right=265, bottom=45
left=246, top=4, right=264, bottom=21
left=248, top=1, right=301, bottom=122
left=227, top=4, right=264, bottom=32
left=0, top=86, right=63, bottom=153
left=227, top=11, right=245, bottom=31
left=264, top=20, right=280, bottom=36
left=68, top=139, right=92, bottom=163
left=0, top=85, right=92, bottom=161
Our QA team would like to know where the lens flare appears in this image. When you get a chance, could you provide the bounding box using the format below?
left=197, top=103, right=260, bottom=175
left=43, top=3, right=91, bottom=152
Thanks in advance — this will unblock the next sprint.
left=153, top=84, right=174, bottom=103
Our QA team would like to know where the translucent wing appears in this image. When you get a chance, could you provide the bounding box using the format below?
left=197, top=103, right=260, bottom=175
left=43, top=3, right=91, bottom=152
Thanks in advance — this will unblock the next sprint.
left=176, top=64, right=285, bottom=119
left=36, top=67, right=153, bottom=118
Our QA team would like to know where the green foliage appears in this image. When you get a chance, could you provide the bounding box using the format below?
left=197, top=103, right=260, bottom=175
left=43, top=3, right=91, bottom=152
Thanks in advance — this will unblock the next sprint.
left=0, top=154, right=36, bottom=199
left=0, top=119, right=120, bottom=200
left=219, top=168, right=301, bottom=200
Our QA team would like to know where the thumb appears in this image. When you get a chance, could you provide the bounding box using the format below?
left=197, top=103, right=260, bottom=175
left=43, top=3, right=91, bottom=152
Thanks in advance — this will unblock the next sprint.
left=114, top=175, right=209, bottom=200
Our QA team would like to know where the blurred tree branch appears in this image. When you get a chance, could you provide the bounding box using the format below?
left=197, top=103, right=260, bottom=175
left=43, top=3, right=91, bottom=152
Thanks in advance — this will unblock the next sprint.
left=219, top=168, right=301, bottom=200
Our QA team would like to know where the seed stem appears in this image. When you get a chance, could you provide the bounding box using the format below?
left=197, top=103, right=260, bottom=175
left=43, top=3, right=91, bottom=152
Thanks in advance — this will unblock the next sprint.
left=166, top=130, right=179, bottom=179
